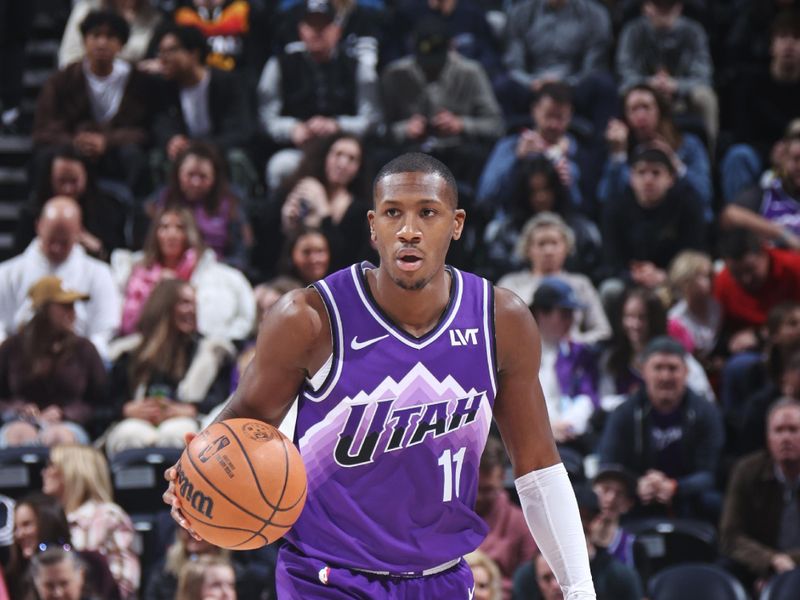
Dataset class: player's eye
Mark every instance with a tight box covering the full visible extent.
[385,208,400,217]
[421,208,436,217]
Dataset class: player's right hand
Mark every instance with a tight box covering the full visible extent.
[163,432,203,541]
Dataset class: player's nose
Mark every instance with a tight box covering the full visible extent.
[396,216,422,242]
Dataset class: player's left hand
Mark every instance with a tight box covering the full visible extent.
[163,432,203,541]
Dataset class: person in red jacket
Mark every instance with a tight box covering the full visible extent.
[714,228,800,348]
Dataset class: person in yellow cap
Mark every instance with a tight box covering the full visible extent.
[0,197,121,362]
[0,275,107,447]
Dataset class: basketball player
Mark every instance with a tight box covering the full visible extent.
[164,153,595,598]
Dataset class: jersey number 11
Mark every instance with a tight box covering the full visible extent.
[438,447,466,502]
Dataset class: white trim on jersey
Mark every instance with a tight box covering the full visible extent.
[305,280,345,402]
[481,278,497,396]
[350,264,464,350]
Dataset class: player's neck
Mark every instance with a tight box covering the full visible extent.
[369,268,452,338]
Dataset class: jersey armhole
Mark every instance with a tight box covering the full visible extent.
[304,281,342,401]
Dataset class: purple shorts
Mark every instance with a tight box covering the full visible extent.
[275,544,475,599]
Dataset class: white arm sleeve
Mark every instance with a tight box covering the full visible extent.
[515,463,596,599]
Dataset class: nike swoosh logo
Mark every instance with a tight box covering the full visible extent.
[350,334,389,350]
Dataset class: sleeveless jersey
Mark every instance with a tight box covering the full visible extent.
[284,262,498,573]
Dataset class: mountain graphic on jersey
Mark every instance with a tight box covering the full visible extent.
[299,362,491,484]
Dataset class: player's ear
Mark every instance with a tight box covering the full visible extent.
[451,208,466,241]
[367,210,377,241]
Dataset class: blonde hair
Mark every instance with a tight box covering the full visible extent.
[668,251,712,296]
[175,555,234,600]
[49,445,113,514]
[165,528,230,577]
[515,212,576,262]
[464,550,502,600]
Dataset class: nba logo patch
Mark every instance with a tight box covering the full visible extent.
[318,566,331,585]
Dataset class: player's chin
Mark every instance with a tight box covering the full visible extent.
[391,271,430,291]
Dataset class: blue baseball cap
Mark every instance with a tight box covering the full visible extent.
[531,277,584,311]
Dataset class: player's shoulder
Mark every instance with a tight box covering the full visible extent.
[493,285,534,322]
[492,286,541,364]
[264,287,330,339]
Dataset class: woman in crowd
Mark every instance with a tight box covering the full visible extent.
[106,279,234,456]
[0,276,106,446]
[464,551,502,600]
[15,146,127,260]
[43,445,139,599]
[112,207,255,341]
[498,212,611,345]
[667,250,722,359]
[263,133,373,274]
[175,554,237,600]
[6,493,119,600]
[599,84,712,220]
[599,286,714,412]
[59,0,162,67]
[145,525,273,600]
[483,156,603,281]
[151,142,252,269]
[277,227,332,287]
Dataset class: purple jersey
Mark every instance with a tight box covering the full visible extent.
[285,262,497,573]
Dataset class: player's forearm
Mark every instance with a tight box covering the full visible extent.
[515,463,596,599]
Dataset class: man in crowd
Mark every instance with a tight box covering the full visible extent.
[257,0,379,190]
[721,9,800,203]
[31,545,87,600]
[152,24,256,192]
[476,82,582,213]
[502,0,616,134]
[720,398,800,586]
[602,145,706,288]
[32,10,160,194]
[380,15,503,192]
[722,132,800,248]
[599,336,725,519]
[616,0,717,148]
[714,227,800,337]
[0,197,120,361]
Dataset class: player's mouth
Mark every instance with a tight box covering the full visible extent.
[396,249,423,272]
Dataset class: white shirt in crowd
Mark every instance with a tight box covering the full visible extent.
[0,241,122,360]
[180,70,212,138]
[83,58,132,124]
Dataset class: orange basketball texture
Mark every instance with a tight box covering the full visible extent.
[176,418,307,550]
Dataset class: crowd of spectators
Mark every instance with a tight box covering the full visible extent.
[1,0,800,598]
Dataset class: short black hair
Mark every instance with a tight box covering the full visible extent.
[718,228,764,260]
[155,24,208,63]
[641,335,687,362]
[772,8,800,40]
[629,145,676,175]
[373,152,458,207]
[535,81,573,107]
[79,10,130,45]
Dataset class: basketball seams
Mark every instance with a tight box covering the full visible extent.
[231,438,295,548]
[182,419,307,549]
[219,421,282,511]
[185,445,272,526]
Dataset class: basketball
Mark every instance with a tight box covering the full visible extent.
[175,418,307,550]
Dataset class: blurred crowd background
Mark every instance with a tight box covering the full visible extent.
[1,0,800,599]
